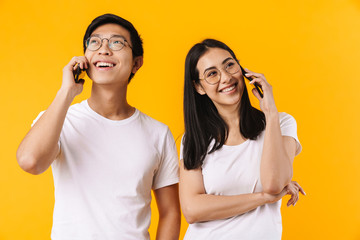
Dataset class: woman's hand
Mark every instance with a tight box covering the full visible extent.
[285,181,306,207]
[243,68,277,115]
[60,56,89,99]
[264,181,306,206]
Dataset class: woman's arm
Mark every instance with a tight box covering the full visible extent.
[179,160,288,224]
[244,69,297,194]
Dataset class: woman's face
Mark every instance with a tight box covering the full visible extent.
[195,48,245,110]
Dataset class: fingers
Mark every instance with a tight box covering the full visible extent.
[286,181,306,207]
[244,68,268,99]
[247,75,269,90]
[286,188,299,207]
[293,181,306,196]
[65,56,89,72]
[244,68,265,79]
[252,87,262,100]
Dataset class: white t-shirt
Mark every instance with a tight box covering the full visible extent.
[180,112,301,240]
[33,100,179,240]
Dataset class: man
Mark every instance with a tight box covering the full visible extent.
[16,14,180,240]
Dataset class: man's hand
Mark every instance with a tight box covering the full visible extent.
[60,56,88,99]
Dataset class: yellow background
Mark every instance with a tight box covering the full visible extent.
[1,0,359,239]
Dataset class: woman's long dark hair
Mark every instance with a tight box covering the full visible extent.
[183,39,266,170]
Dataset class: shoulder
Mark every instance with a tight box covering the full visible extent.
[279,112,295,120]
[137,110,170,133]
[67,100,87,114]
[278,112,297,126]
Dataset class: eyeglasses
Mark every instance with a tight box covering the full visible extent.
[199,59,241,85]
[85,36,132,51]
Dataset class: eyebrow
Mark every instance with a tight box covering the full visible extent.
[90,34,127,40]
[203,57,234,74]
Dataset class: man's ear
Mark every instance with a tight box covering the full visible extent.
[193,81,206,95]
[132,56,143,74]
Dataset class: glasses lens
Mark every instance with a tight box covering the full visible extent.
[225,59,240,74]
[109,37,125,51]
[204,69,220,84]
[86,36,101,51]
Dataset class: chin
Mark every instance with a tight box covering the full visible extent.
[224,94,242,106]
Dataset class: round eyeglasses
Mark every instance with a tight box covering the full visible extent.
[199,59,241,85]
[85,36,132,51]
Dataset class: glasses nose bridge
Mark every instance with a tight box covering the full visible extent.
[97,37,113,53]
[99,38,110,48]
[219,67,232,82]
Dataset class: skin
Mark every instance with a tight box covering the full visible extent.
[180,47,305,224]
[16,23,180,239]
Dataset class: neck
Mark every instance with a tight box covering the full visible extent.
[216,102,241,130]
[88,82,134,120]
[215,101,246,145]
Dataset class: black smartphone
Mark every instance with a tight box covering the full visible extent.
[73,65,86,83]
[240,65,263,98]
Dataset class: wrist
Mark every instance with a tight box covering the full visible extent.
[261,192,270,204]
[57,88,76,105]
[264,109,279,121]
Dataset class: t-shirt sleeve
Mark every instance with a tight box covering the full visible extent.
[31,111,45,127]
[152,127,179,190]
[32,111,61,149]
[279,112,302,156]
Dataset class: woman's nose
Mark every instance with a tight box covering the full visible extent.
[220,70,232,83]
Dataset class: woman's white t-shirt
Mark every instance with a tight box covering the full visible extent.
[180,112,301,240]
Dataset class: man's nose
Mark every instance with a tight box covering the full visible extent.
[98,39,112,55]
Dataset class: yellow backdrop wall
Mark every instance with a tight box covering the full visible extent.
[1,0,359,239]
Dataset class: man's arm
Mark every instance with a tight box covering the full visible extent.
[16,57,88,175]
[153,184,180,240]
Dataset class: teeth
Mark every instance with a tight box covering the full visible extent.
[222,85,236,92]
[96,62,114,67]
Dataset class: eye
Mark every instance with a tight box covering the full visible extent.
[226,61,235,69]
[88,37,100,45]
[111,38,124,45]
[206,70,218,79]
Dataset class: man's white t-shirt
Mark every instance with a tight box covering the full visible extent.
[180,112,301,240]
[33,100,179,240]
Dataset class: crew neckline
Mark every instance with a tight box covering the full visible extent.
[223,139,250,148]
[82,100,139,125]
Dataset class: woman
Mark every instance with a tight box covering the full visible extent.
[179,39,304,239]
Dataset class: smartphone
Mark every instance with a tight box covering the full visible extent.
[73,65,86,83]
[240,65,263,98]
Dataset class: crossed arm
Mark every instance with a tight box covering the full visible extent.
[179,114,300,224]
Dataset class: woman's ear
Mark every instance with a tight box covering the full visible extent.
[193,81,206,95]
[132,56,143,74]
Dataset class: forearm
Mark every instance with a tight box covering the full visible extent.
[260,112,292,193]
[156,211,181,240]
[17,89,74,174]
[182,192,269,224]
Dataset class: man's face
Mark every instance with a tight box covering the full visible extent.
[85,23,138,86]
